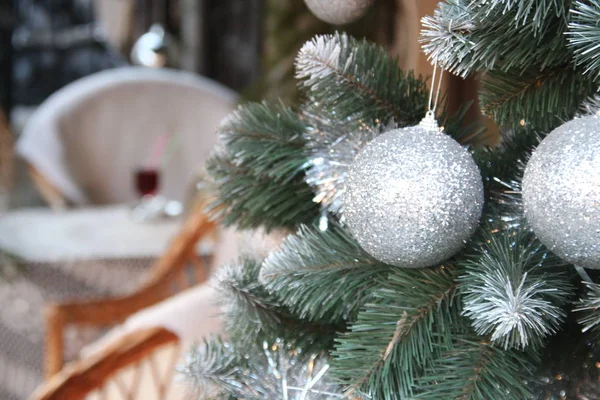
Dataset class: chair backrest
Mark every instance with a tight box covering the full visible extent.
[17,67,237,205]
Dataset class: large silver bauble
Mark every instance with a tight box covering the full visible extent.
[343,127,484,268]
[304,0,375,25]
[522,115,600,269]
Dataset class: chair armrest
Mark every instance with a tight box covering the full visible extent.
[32,327,179,400]
[43,274,183,376]
[44,212,216,378]
[44,254,211,377]
[28,164,68,211]
[46,258,200,327]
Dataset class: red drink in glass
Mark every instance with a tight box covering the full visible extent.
[135,169,160,196]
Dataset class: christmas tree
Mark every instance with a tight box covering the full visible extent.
[184,1,600,399]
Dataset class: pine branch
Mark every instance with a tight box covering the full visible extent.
[207,102,320,230]
[216,258,338,351]
[575,281,600,340]
[471,125,546,225]
[182,337,242,399]
[480,64,597,131]
[473,126,538,194]
[217,102,306,180]
[568,0,600,79]
[579,93,600,115]
[261,224,395,324]
[421,2,592,131]
[208,153,319,230]
[471,128,542,230]
[413,332,539,400]
[468,0,568,34]
[216,258,284,340]
[421,0,570,77]
[331,265,460,399]
[439,100,489,146]
[459,227,573,350]
[296,32,428,126]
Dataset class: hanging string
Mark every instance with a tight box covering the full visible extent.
[433,63,444,113]
[428,62,438,113]
[427,61,444,115]
[420,61,444,131]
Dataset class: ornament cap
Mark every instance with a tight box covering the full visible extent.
[419,111,440,133]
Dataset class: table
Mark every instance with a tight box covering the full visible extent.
[0,205,181,400]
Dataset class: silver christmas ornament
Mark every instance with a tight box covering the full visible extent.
[522,115,600,270]
[304,0,375,25]
[343,125,484,268]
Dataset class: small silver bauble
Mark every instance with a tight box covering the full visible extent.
[304,0,375,25]
[522,115,600,269]
[343,122,484,268]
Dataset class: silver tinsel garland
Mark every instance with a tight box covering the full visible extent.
[185,339,344,400]
[249,340,342,400]
[302,105,390,217]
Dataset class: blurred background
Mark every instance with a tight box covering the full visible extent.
[0,2,485,399]
[2,0,474,209]
[0,0,458,118]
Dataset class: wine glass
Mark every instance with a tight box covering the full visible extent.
[135,168,160,198]
[131,168,163,222]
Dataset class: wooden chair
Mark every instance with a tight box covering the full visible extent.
[30,222,247,400]
[16,67,237,209]
[42,202,217,380]
[30,226,284,400]
[32,327,180,400]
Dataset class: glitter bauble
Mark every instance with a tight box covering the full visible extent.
[304,0,375,25]
[343,127,484,268]
[522,115,600,269]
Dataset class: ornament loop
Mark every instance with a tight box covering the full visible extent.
[423,62,444,133]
